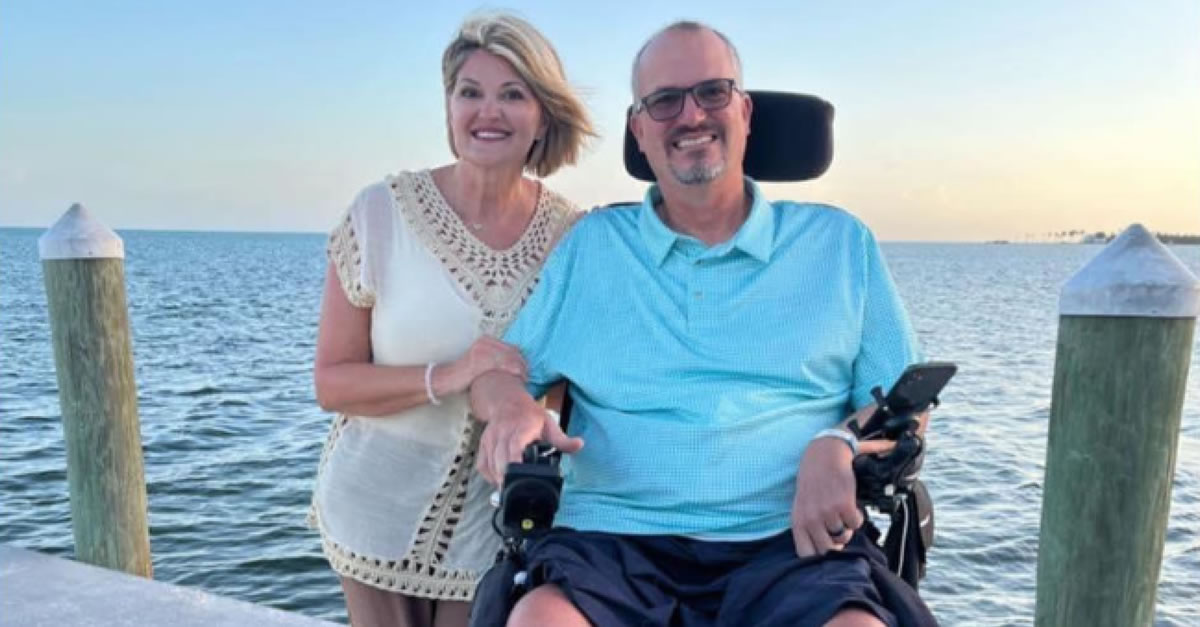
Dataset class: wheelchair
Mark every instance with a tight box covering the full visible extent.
[469,92,937,627]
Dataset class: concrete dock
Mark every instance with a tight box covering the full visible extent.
[0,544,337,626]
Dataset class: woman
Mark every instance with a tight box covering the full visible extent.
[309,13,593,627]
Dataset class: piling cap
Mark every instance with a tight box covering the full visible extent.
[1060,224,1200,318]
[38,204,125,260]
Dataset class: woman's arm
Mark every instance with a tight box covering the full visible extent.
[313,264,526,416]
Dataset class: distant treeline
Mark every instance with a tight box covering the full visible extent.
[1041,229,1200,245]
[1151,232,1200,244]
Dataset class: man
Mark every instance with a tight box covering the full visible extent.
[471,21,935,627]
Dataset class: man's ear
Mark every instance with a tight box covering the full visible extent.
[741,92,753,139]
[630,110,646,154]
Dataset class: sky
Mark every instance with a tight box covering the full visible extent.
[1,0,1197,241]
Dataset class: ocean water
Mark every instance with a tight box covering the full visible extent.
[1,228,1198,625]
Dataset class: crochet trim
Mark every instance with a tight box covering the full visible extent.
[389,170,576,336]
[310,419,485,601]
[327,211,374,308]
[306,413,350,530]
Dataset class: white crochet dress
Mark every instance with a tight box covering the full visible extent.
[310,169,579,600]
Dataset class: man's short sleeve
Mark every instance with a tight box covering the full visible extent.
[850,226,922,409]
[502,223,582,399]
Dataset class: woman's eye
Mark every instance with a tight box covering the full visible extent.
[458,87,481,98]
[501,89,525,101]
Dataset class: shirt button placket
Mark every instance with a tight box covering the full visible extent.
[684,260,698,333]
[691,259,707,332]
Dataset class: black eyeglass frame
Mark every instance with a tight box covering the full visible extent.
[633,78,741,122]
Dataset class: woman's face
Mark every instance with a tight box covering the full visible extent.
[448,50,545,172]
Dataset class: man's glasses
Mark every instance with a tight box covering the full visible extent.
[634,78,740,122]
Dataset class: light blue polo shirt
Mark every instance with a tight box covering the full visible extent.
[503,178,921,539]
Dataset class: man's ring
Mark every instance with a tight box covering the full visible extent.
[828,525,846,537]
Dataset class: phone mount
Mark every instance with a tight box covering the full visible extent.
[851,385,940,441]
[850,385,928,510]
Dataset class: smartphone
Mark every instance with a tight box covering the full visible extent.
[855,361,957,439]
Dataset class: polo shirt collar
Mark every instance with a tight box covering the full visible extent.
[638,177,775,266]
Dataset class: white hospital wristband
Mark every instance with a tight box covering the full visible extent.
[813,428,860,457]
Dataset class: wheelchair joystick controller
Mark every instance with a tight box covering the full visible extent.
[475,442,564,627]
[497,443,563,539]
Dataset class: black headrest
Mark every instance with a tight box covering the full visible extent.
[623,91,834,183]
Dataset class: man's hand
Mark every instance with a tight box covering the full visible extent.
[790,404,933,558]
[471,371,583,485]
[790,436,862,558]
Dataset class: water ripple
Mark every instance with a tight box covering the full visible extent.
[3,230,1198,625]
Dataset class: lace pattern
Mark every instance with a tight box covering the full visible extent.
[312,419,484,600]
[390,170,577,337]
[305,413,350,529]
[327,211,374,308]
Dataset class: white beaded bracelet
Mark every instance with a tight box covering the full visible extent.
[424,362,441,406]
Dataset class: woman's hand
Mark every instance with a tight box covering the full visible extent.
[436,337,528,398]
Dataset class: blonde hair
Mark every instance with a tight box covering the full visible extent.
[442,13,595,177]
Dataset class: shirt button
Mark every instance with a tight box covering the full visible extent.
[694,291,703,299]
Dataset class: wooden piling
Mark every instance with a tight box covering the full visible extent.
[39,204,152,577]
[1035,224,1199,626]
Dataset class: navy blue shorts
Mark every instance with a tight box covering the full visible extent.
[523,528,936,627]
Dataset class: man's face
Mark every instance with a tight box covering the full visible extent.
[630,29,751,187]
